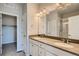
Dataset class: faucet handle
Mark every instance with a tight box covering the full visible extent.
[68,39,71,42]
[66,39,71,44]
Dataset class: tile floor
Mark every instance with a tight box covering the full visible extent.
[2,43,25,56]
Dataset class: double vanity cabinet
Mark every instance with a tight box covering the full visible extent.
[30,39,56,56]
[30,36,77,56]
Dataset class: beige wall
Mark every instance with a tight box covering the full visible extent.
[27,3,60,35]
[26,3,39,55]
[2,14,16,26]
[27,3,39,35]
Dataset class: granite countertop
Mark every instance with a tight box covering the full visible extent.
[30,36,79,55]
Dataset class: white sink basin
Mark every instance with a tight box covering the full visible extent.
[53,43,74,48]
[33,37,41,39]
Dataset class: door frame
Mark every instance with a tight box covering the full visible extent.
[2,14,17,44]
[0,11,22,52]
[0,13,2,55]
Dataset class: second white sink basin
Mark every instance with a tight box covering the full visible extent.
[33,37,46,40]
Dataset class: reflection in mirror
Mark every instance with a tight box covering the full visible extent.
[68,15,79,39]
[61,15,79,40]
[46,10,60,37]
[61,13,79,40]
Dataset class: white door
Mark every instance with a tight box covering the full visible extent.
[0,14,2,55]
[32,44,39,56]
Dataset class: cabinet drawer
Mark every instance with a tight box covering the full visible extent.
[30,39,39,46]
[45,44,75,56]
[39,42,46,48]
[30,42,39,56]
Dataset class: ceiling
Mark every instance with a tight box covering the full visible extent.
[57,3,79,15]
[38,3,79,15]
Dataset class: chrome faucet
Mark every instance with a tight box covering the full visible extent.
[65,38,71,44]
[61,38,71,44]
[66,34,71,43]
[66,38,69,44]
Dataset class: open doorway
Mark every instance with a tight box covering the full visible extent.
[2,14,17,55]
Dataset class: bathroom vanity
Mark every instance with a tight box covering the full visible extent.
[29,35,79,56]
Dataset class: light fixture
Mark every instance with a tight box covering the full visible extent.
[35,3,71,17]
[56,3,71,9]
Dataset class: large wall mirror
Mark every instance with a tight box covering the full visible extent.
[45,3,79,40]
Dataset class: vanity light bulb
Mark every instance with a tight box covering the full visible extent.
[56,3,60,6]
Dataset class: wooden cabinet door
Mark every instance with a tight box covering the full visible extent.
[38,47,45,56]
[30,42,33,56]
[30,43,39,56]
[33,44,39,56]
[0,14,2,55]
